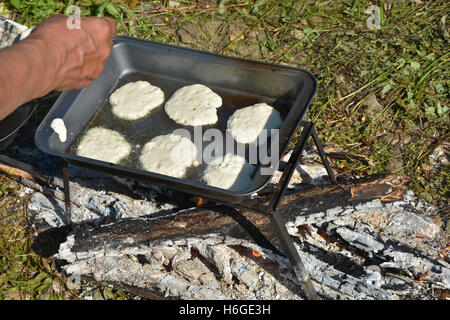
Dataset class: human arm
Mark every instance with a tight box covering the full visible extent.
[0,15,116,120]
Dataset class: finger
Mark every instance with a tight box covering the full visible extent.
[80,54,102,81]
[92,61,106,80]
[89,54,107,81]
[78,79,94,89]
[100,17,117,38]
[85,38,112,79]
[84,17,116,47]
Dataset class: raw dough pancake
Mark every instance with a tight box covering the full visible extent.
[227,103,283,145]
[76,127,131,164]
[109,81,165,120]
[202,154,255,191]
[140,134,198,178]
[50,118,67,143]
[164,84,222,126]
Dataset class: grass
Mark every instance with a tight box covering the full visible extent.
[0,0,449,299]
[0,175,74,299]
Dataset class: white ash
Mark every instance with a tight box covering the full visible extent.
[283,196,450,294]
[298,165,329,185]
[23,166,449,300]
[28,169,176,228]
[275,150,332,186]
[51,182,449,300]
[56,230,398,300]
[9,143,448,300]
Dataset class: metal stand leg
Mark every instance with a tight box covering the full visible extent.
[267,121,314,211]
[264,121,320,300]
[311,126,337,185]
[298,119,337,185]
[61,159,72,226]
[256,120,336,299]
[269,213,319,300]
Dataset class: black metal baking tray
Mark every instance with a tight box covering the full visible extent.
[35,35,317,204]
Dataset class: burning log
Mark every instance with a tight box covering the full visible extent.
[1,148,449,300]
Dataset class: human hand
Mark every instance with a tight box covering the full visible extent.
[26,15,116,92]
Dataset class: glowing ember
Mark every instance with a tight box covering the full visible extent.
[196,197,204,207]
[252,250,262,258]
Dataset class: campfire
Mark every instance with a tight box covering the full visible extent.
[1,143,448,300]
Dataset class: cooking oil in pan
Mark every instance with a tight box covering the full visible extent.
[68,71,293,186]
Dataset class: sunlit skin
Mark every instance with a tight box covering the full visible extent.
[0,15,116,120]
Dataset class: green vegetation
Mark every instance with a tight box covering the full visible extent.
[0,174,129,299]
[0,175,72,299]
[0,0,448,299]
